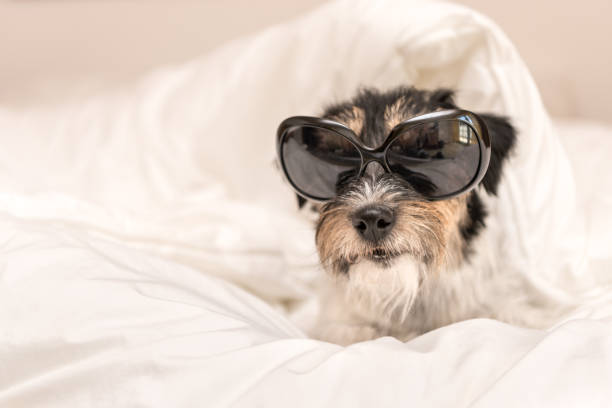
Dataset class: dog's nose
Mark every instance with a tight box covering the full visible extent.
[351,205,395,243]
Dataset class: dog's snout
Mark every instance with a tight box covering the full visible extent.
[351,205,395,243]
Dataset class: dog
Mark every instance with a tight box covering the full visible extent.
[277,86,564,345]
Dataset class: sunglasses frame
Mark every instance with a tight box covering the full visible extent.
[277,109,491,202]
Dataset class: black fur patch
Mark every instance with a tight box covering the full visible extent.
[460,192,487,257]
[335,259,350,274]
[296,195,306,208]
[429,88,456,108]
[477,113,517,195]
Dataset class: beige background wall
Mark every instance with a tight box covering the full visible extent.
[1,0,610,122]
[460,0,612,122]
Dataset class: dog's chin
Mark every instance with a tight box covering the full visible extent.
[341,254,423,322]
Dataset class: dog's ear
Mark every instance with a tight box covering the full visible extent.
[430,89,457,109]
[296,194,306,208]
[477,113,517,195]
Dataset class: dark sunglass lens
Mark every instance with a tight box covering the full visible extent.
[281,126,361,199]
[386,120,480,198]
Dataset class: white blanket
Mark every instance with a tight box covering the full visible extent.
[1,0,612,406]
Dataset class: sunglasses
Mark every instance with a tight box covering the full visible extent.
[277,109,491,201]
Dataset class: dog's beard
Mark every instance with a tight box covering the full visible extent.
[339,254,425,323]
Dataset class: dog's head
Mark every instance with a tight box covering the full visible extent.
[297,87,516,281]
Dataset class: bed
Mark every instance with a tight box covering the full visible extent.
[1,0,612,406]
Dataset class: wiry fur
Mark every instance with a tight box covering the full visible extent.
[290,87,566,345]
[316,172,465,274]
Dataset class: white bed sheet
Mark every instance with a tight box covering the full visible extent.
[1,0,612,406]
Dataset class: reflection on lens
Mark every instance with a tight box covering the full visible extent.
[386,120,480,198]
[281,126,361,199]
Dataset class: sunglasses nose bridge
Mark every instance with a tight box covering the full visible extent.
[360,159,388,179]
[357,147,389,176]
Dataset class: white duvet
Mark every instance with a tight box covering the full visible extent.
[2,0,612,406]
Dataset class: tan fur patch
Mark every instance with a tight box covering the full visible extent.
[383,97,407,133]
[329,106,365,136]
[383,95,449,133]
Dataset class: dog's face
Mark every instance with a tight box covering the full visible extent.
[307,87,516,284]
